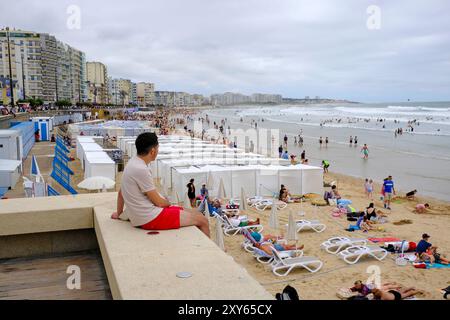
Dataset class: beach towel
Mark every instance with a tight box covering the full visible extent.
[337,199,352,206]
[368,237,401,243]
[425,263,450,269]
[346,224,360,231]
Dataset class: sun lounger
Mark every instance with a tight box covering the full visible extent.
[214,213,263,236]
[320,237,367,254]
[287,219,326,233]
[252,246,303,265]
[240,229,287,254]
[338,245,388,264]
[271,248,323,276]
[254,199,288,211]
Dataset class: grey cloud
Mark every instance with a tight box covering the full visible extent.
[2,0,450,102]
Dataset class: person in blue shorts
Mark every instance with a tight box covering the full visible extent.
[383,176,395,210]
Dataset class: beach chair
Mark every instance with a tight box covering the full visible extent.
[252,246,303,265]
[320,237,368,254]
[271,248,323,276]
[254,199,288,212]
[240,229,287,253]
[338,245,388,264]
[215,213,263,236]
[288,219,327,233]
[247,196,264,208]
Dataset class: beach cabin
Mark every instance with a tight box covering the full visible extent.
[79,142,104,169]
[0,130,22,161]
[10,122,35,160]
[84,152,115,181]
[29,117,54,141]
[0,159,22,189]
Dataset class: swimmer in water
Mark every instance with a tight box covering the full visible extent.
[361,144,369,159]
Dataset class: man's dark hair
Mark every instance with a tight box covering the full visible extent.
[135,132,158,156]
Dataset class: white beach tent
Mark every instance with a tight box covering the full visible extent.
[297,164,323,195]
[76,136,95,160]
[84,152,116,180]
[79,143,104,169]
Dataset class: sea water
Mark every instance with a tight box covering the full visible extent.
[203,102,450,201]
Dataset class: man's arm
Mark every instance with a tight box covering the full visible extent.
[146,190,171,208]
[111,190,124,219]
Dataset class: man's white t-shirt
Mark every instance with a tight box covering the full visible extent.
[121,156,162,227]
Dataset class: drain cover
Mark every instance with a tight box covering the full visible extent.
[176,272,192,278]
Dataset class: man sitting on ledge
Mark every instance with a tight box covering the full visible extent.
[111,132,210,237]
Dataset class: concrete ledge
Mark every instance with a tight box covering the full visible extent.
[0,193,117,236]
[0,193,273,299]
[94,206,273,300]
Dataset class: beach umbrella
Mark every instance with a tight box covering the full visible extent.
[287,212,298,250]
[206,171,215,190]
[183,192,192,209]
[269,199,279,230]
[203,198,211,225]
[240,187,248,211]
[298,198,305,216]
[175,191,181,204]
[214,217,225,251]
[217,178,226,200]
[78,176,115,190]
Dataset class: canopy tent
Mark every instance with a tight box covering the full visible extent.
[76,136,96,159]
[84,152,115,180]
[79,142,104,169]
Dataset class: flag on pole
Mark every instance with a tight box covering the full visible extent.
[31,155,41,176]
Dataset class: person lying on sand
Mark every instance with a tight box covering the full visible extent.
[350,281,403,297]
[413,203,430,214]
[371,287,423,300]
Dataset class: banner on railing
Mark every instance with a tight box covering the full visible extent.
[47,185,60,196]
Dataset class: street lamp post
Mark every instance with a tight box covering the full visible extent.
[6,27,15,107]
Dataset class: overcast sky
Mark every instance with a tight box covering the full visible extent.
[4,0,450,102]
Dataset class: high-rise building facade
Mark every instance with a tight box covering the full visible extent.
[0,28,86,105]
[86,61,108,104]
[108,78,133,105]
[136,82,155,107]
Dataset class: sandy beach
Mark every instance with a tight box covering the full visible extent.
[4,123,450,300]
[207,171,450,300]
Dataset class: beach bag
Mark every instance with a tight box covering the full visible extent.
[275,285,299,300]
[395,241,408,266]
[329,198,337,206]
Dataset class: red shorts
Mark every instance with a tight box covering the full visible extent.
[140,206,183,230]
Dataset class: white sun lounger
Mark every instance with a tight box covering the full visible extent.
[320,237,367,254]
[241,229,287,253]
[287,219,326,233]
[271,248,323,276]
[338,245,388,264]
[215,213,264,236]
[254,199,288,212]
[252,246,303,265]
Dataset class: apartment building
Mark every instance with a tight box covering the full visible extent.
[136,82,155,107]
[0,28,86,105]
[86,61,108,104]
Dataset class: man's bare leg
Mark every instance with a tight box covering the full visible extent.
[180,208,210,237]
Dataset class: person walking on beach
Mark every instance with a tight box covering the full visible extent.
[187,178,196,207]
[319,136,323,147]
[284,134,288,147]
[365,178,374,200]
[354,136,358,146]
[325,137,329,146]
[301,150,306,162]
[349,136,353,146]
[279,145,283,158]
[294,136,297,145]
[361,144,369,159]
[383,176,395,210]
[111,132,209,237]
